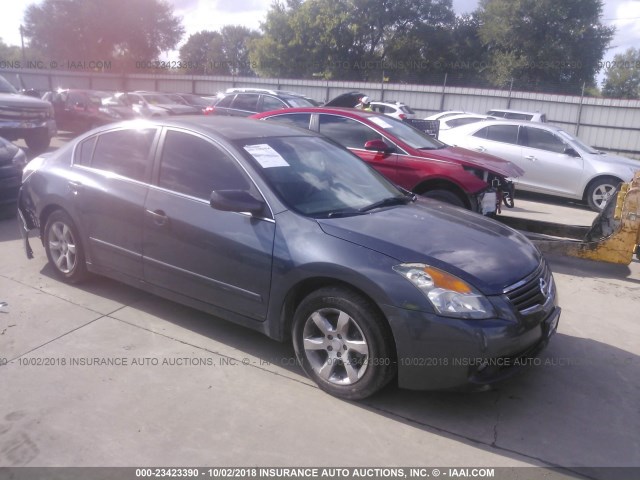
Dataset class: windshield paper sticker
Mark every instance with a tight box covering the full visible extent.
[369,116,394,129]
[244,144,290,168]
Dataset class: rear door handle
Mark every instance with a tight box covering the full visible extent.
[146,209,169,227]
[475,146,486,152]
[525,155,536,162]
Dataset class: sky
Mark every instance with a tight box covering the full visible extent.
[1,0,639,85]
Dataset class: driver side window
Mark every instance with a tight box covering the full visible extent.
[522,127,566,154]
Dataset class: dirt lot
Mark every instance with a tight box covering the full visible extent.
[0,135,639,478]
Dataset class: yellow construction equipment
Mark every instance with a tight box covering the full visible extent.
[498,171,640,265]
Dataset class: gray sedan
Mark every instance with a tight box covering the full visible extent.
[439,120,640,210]
[18,117,559,399]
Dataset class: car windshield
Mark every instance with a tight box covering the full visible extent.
[557,130,599,154]
[0,76,18,94]
[238,136,403,217]
[368,115,445,150]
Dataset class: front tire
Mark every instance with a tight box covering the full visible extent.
[586,176,620,211]
[292,287,396,400]
[420,189,465,208]
[43,210,88,283]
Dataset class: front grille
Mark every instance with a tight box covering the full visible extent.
[504,262,553,314]
[0,106,49,121]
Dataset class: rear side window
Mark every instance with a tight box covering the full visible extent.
[264,113,312,129]
[504,112,533,121]
[482,125,519,145]
[446,117,483,128]
[158,131,250,200]
[91,129,156,181]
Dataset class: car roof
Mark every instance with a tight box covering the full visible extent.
[486,108,544,115]
[252,106,386,121]
[102,116,321,141]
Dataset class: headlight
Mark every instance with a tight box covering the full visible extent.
[393,263,495,319]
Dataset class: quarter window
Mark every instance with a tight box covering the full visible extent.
[75,136,97,166]
[158,131,250,200]
[91,129,156,181]
[318,115,382,149]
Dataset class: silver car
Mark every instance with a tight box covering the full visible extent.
[439,120,640,211]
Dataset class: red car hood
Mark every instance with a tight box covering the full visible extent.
[420,146,524,178]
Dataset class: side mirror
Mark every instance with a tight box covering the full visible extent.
[210,190,265,215]
[563,147,580,157]
[364,139,395,154]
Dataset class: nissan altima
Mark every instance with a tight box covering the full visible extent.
[18,117,560,399]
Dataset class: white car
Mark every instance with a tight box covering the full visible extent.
[370,101,416,120]
[439,120,640,211]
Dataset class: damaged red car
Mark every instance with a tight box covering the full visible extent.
[252,107,524,216]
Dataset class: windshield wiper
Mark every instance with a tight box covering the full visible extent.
[358,194,412,213]
[324,208,362,218]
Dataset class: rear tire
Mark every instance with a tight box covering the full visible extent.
[420,189,465,208]
[586,176,620,211]
[292,287,396,400]
[25,129,51,152]
[43,210,88,283]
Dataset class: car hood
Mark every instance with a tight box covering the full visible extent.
[425,146,524,178]
[0,93,51,110]
[590,152,640,172]
[316,199,541,295]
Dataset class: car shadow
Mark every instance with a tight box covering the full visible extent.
[545,253,640,284]
[516,191,593,211]
[33,267,638,477]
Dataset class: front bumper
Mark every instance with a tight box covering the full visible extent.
[0,119,56,140]
[381,301,560,391]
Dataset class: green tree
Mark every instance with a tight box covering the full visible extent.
[249,0,457,81]
[602,48,640,99]
[22,0,184,70]
[220,26,260,76]
[477,0,614,93]
[179,31,230,75]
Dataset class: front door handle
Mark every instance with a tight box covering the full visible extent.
[475,146,486,152]
[68,180,83,194]
[525,155,536,162]
[146,209,169,227]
